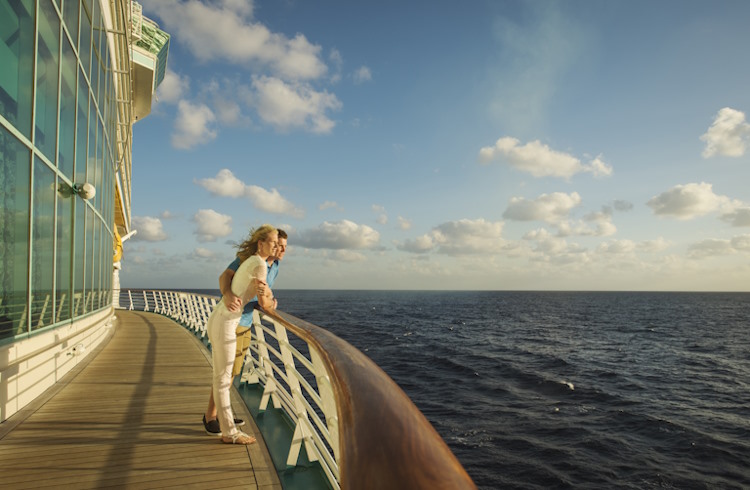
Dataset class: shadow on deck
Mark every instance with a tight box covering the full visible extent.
[0,310,281,490]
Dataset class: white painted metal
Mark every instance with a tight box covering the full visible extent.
[116,289,341,490]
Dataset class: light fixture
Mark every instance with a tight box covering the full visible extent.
[74,183,96,200]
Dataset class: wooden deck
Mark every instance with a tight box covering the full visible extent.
[0,310,282,490]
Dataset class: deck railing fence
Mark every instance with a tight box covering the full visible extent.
[117,289,476,490]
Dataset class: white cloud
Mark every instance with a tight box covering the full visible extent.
[297,220,380,249]
[689,234,750,258]
[196,168,246,197]
[700,107,750,158]
[732,234,750,251]
[319,200,341,211]
[523,228,587,262]
[646,182,733,220]
[192,209,232,242]
[397,235,435,254]
[329,49,343,83]
[131,216,168,241]
[557,213,617,237]
[398,219,505,255]
[719,207,750,227]
[638,237,671,253]
[479,137,612,179]
[688,239,735,259]
[251,76,341,133]
[172,100,217,150]
[353,66,372,84]
[597,239,636,254]
[597,237,670,255]
[193,247,216,259]
[246,185,305,218]
[195,169,304,218]
[614,200,634,212]
[156,69,189,104]
[142,0,327,80]
[160,210,176,219]
[503,192,581,223]
[397,216,412,230]
[331,250,367,262]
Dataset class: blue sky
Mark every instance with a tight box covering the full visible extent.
[122,0,750,291]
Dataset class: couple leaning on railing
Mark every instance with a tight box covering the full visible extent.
[203,225,287,445]
[121,226,476,489]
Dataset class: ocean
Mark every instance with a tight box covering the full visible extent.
[189,289,750,489]
[270,290,750,490]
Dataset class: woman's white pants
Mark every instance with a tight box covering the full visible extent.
[207,304,241,437]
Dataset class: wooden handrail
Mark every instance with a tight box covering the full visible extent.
[267,309,477,490]
[118,290,476,489]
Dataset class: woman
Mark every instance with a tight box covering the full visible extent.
[206,225,278,444]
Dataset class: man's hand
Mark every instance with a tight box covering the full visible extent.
[225,292,243,312]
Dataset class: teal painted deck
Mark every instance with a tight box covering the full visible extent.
[0,311,281,490]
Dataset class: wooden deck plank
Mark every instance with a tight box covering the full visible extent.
[0,310,282,490]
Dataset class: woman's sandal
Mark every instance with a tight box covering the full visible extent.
[221,431,256,445]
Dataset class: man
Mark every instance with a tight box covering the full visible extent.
[202,229,288,436]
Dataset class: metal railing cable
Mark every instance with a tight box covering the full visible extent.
[117,289,476,490]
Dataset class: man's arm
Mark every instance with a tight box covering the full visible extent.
[255,279,276,311]
[220,268,243,312]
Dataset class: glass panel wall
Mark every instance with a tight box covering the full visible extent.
[0,0,35,138]
[56,181,73,323]
[31,158,56,331]
[0,0,121,344]
[59,36,77,178]
[0,126,31,339]
[34,0,60,163]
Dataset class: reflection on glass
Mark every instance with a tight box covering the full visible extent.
[0,126,31,339]
[62,0,80,47]
[0,0,35,138]
[35,0,61,163]
[59,36,77,178]
[85,204,94,312]
[56,181,73,322]
[31,158,55,330]
[75,69,88,185]
[78,1,91,79]
[74,196,85,316]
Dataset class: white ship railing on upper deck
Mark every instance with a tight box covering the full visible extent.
[117,289,476,490]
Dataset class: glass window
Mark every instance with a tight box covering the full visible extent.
[58,36,76,178]
[62,0,80,49]
[35,0,61,163]
[31,158,55,331]
[73,196,85,316]
[0,0,35,139]
[0,126,31,340]
[96,117,104,211]
[85,204,94,311]
[56,180,73,322]
[78,2,91,80]
[75,69,88,185]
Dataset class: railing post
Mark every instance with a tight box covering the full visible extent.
[311,348,340,462]
[127,290,133,310]
[256,313,281,411]
[143,291,150,312]
[274,321,319,467]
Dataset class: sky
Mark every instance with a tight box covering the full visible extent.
[121,0,750,291]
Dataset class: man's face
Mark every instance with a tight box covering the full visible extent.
[275,238,288,261]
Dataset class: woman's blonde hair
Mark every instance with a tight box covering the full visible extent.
[236,224,277,262]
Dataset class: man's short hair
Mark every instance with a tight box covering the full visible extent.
[277,229,288,239]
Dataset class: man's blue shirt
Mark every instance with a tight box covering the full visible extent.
[226,256,279,325]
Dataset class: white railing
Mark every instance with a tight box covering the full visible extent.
[117,289,476,490]
[118,289,341,488]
